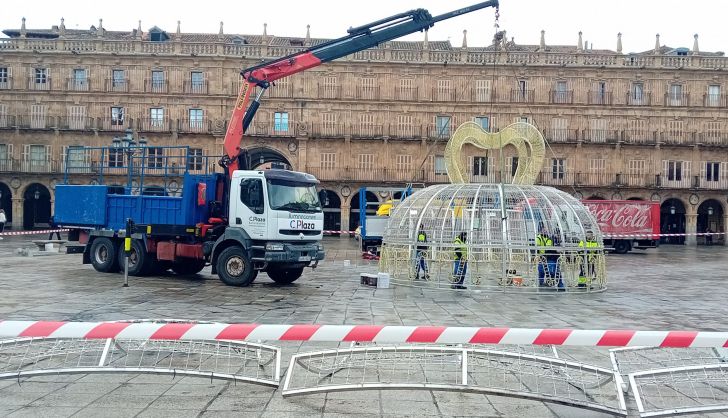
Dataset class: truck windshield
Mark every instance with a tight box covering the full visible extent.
[267,180,322,213]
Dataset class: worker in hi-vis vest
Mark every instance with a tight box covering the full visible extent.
[452,232,468,289]
[414,224,429,280]
[578,231,599,286]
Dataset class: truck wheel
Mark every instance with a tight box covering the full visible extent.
[90,238,119,273]
[267,267,304,285]
[216,247,255,286]
[613,240,630,254]
[118,239,152,276]
[172,260,207,276]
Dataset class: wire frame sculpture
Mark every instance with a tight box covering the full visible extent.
[282,345,626,416]
[445,122,546,185]
[379,183,606,292]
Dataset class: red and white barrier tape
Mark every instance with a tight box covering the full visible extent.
[0,229,68,237]
[0,321,726,348]
[323,230,356,235]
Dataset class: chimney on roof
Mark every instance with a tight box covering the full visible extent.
[462,30,467,48]
[98,19,104,37]
[654,33,660,54]
[305,24,311,45]
[692,34,699,55]
[263,23,267,37]
[617,32,622,54]
[539,29,545,50]
[20,17,26,38]
[219,21,224,35]
[176,20,181,35]
[577,31,583,51]
[423,29,429,50]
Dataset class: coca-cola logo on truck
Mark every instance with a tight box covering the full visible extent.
[584,202,655,235]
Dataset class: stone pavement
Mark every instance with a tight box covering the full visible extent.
[0,235,727,417]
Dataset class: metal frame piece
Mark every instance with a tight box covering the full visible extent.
[629,364,728,417]
[0,337,280,387]
[281,345,626,416]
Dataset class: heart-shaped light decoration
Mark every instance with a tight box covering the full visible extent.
[444,122,546,185]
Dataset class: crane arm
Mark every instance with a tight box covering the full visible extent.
[221,0,499,174]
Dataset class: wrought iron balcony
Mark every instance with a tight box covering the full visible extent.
[550,90,573,104]
[66,78,90,92]
[665,93,690,107]
[627,92,651,106]
[587,91,612,105]
[105,78,129,92]
[395,87,419,101]
[509,89,535,103]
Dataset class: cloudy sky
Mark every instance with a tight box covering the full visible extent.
[1,0,725,54]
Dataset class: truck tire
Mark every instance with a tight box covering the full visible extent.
[267,266,304,285]
[216,246,256,286]
[613,240,630,254]
[118,239,153,276]
[172,260,207,276]
[90,237,119,273]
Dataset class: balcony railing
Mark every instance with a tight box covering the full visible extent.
[545,129,578,143]
[623,130,656,145]
[177,118,210,133]
[0,158,15,172]
[387,125,424,139]
[581,129,620,143]
[0,77,13,90]
[432,87,456,102]
[703,94,728,108]
[137,117,171,132]
[627,92,651,106]
[588,91,612,105]
[310,123,346,138]
[509,89,535,103]
[665,93,690,107]
[184,81,208,95]
[28,79,52,90]
[356,86,380,100]
[427,125,452,139]
[317,85,342,99]
[395,87,419,101]
[659,131,694,145]
[20,159,58,173]
[697,133,728,146]
[351,125,384,139]
[245,121,295,137]
[471,89,494,102]
[66,78,90,91]
[550,90,573,104]
[268,83,293,98]
[105,78,129,92]
[657,173,692,189]
[144,79,168,93]
[693,176,728,190]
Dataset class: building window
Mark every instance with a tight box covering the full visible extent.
[473,156,488,176]
[190,71,204,93]
[68,106,86,130]
[707,85,721,107]
[151,70,165,91]
[550,118,568,141]
[436,79,452,101]
[112,69,125,88]
[321,76,338,98]
[150,108,164,128]
[0,104,6,128]
[320,153,336,170]
[0,144,11,169]
[273,112,288,133]
[34,68,48,84]
[434,155,447,175]
[72,68,87,89]
[397,114,413,137]
[669,84,683,105]
[706,162,720,182]
[396,154,411,172]
[359,77,377,99]
[628,160,645,174]
[30,104,46,129]
[111,107,124,127]
[147,147,164,169]
[589,119,607,142]
[398,78,415,100]
[667,160,682,181]
[239,178,264,214]
[358,154,374,170]
[435,115,451,138]
[631,83,644,104]
[188,148,204,171]
[108,148,124,168]
[589,158,605,172]
[519,80,527,98]
[0,67,8,88]
[519,116,529,123]
[25,144,48,172]
[552,158,565,180]
[553,80,569,103]
[474,80,491,102]
[321,113,337,136]
[511,157,519,176]
[189,108,203,129]
[474,116,489,132]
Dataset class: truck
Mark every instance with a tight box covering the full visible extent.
[54,1,500,286]
[581,200,660,254]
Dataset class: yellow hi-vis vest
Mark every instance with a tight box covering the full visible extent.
[536,234,553,253]
[454,237,467,260]
[418,232,426,242]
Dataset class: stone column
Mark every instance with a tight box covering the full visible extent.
[340,202,351,232]
[11,197,23,230]
[685,213,697,246]
[723,214,728,246]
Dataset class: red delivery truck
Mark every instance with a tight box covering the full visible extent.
[582,200,660,254]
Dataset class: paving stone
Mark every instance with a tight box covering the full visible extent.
[7,406,81,418]
[72,407,144,418]
[146,395,214,410]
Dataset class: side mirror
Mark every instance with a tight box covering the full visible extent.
[318,190,329,207]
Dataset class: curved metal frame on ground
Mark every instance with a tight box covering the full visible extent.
[628,364,728,417]
[281,345,627,416]
[0,336,281,387]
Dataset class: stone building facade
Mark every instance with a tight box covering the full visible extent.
[0,19,726,244]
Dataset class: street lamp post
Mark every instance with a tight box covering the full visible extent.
[33,189,40,229]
